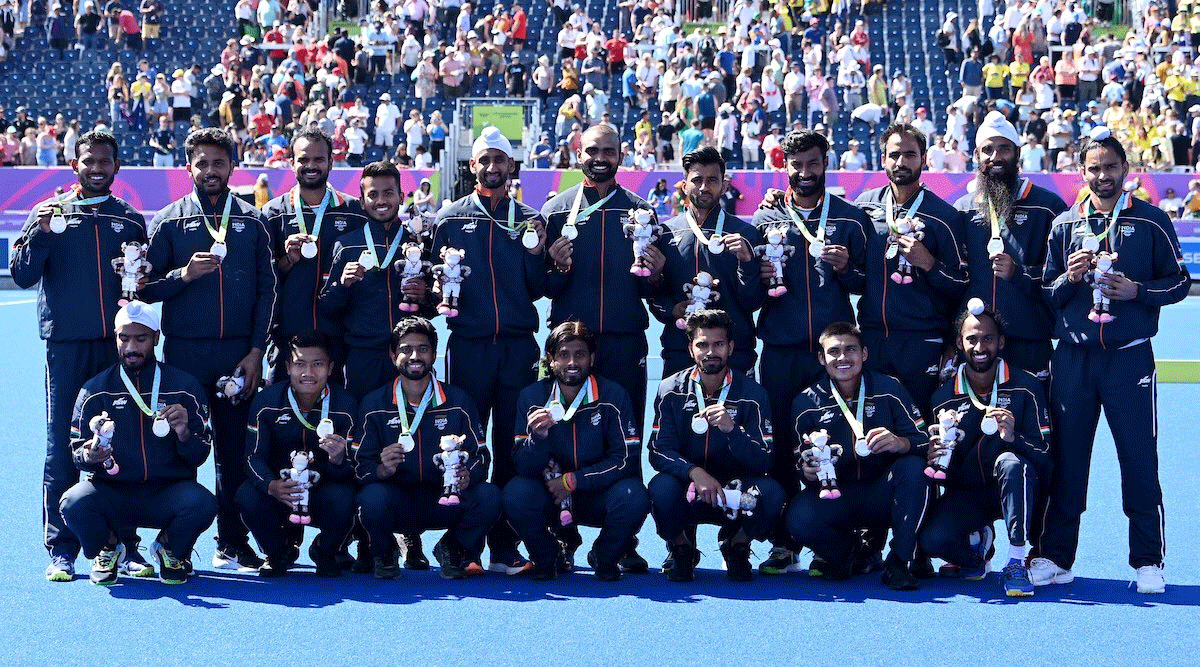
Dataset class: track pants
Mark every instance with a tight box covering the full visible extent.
[503,476,649,567]
[648,473,785,543]
[343,343,394,402]
[60,479,217,559]
[1036,341,1164,569]
[861,330,943,421]
[235,480,356,562]
[357,482,501,558]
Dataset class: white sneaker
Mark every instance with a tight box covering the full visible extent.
[1028,557,1074,586]
[1134,565,1166,594]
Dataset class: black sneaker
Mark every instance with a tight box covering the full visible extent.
[432,538,466,580]
[152,541,188,585]
[400,533,430,570]
[720,540,753,582]
[373,553,402,580]
[586,550,622,582]
[618,536,649,574]
[90,544,125,586]
[212,543,264,572]
[910,554,936,579]
[314,554,343,578]
[556,528,583,574]
[258,556,291,578]
[813,556,854,581]
[853,549,885,575]
[352,540,375,574]
[530,558,558,581]
[665,542,698,582]
[881,552,919,591]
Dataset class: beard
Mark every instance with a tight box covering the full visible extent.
[399,362,431,381]
[887,166,920,187]
[554,367,588,387]
[121,352,151,372]
[790,170,825,197]
[965,351,997,374]
[979,171,1016,228]
[582,158,615,184]
[698,356,727,376]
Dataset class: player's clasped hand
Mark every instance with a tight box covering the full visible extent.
[340,261,366,287]
[319,433,348,465]
[688,467,726,507]
[377,442,407,479]
[527,407,555,439]
[182,252,222,282]
[268,478,304,508]
[549,235,573,271]
[159,403,191,440]
[986,407,1017,443]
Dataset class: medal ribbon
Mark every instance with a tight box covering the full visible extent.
[956,360,1004,413]
[191,192,232,246]
[287,386,331,432]
[785,193,830,249]
[546,375,598,422]
[362,220,405,269]
[885,188,925,233]
[831,376,866,441]
[62,187,112,210]
[691,368,732,413]
[566,186,618,231]
[472,192,520,233]
[394,376,444,436]
[686,206,726,252]
[292,185,340,239]
[1082,192,1129,247]
[118,363,162,420]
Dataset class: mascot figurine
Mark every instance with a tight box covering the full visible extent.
[433,434,469,506]
[886,216,925,284]
[686,478,760,519]
[924,408,963,480]
[754,226,795,297]
[623,208,662,277]
[544,458,573,526]
[1086,251,1120,323]
[432,247,471,318]
[394,242,431,312]
[112,242,151,307]
[88,411,120,475]
[801,429,842,500]
[677,271,721,329]
[216,371,246,406]
[280,450,321,524]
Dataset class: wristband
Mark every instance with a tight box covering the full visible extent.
[563,472,575,492]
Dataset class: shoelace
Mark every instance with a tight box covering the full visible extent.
[1002,561,1029,581]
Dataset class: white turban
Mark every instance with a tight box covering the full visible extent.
[975,111,1020,148]
[472,126,513,158]
[115,301,161,332]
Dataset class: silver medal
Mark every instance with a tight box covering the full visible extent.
[1081,234,1100,253]
[548,402,566,422]
[986,237,1004,256]
[691,415,709,434]
[301,239,318,259]
[855,438,871,457]
[521,227,539,250]
[562,222,579,240]
[316,418,335,439]
[707,237,725,254]
[885,242,899,260]
[49,212,68,233]
[981,416,999,436]
[359,250,377,270]
[152,417,170,438]
[398,433,416,452]
[809,240,825,258]
[210,242,228,259]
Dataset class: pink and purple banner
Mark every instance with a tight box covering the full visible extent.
[2,167,1199,279]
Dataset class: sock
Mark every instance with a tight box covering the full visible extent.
[1008,543,1028,563]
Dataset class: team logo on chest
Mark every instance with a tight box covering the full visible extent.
[111,221,124,233]
[1014,212,1029,225]
[819,410,835,423]
[463,221,478,233]
[387,416,402,428]
[683,398,697,412]
[435,416,448,431]
[334,218,347,232]
[591,412,602,426]
[185,220,201,231]
[726,406,738,421]
[997,395,1012,409]
[112,397,128,409]
[1120,224,1135,237]
[276,413,292,425]
[865,403,876,418]
[232,221,246,233]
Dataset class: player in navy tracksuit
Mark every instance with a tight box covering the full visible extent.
[921,306,1051,597]
[504,321,648,581]
[236,331,358,577]
[1033,132,1191,593]
[353,318,500,580]
[651,146,764,377]
[318,161,431,401]
[751,130,869,573]
[854,124,968,419]
[59,302,217,585]
[648,310,783,582]
[954,112,1068,382]
[141,128,277,571]
[432,128,548,574]
[787,322,930,590]
[541,125,665,436]
[261,127,367,382]
[9,132,149,581]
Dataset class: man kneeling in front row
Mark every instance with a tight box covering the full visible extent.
[504,320,649,581]
[60,301,217,585]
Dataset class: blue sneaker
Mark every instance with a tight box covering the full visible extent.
[960,526,995,581]
[1003,559,1035,597]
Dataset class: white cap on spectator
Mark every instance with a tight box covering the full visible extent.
[240,35,254,45]
[380,93,391,100]
[975,111,1020,148]
[472,126,513,158]
[115,301,160,332]
[211,64,225,75]
[947,11,958,19]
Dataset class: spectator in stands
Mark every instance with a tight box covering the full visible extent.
[505,51,529,95]
[1020,132,1048,171]
[866,64,889,119]
[107,72,129,128]
[1160,187,1183,217]
[838,60,864,112]
[944,138,968,172]
[393,142,412,167]
[61,119,79,163]
[47,4,72,59]
[960,47,984,98]
[441,46,467,98]
[403,109,427,157]
[76,2,102,58]
[233,0,253,36]
[940,11,961,73]
[531,133,552,168]
[427,110,448,167]
[139,0,161,51]
[555,94,580,137]
[345,118,368,166]
[118,5,140,51]
[0,126,18,165]
[149,115,175,166]
[581,45,606,91]
[374,93,400,149]
[170,69,192,127]
[983,54,1008,100]
[1054,50,1078,107]
[1055,141,1079,172]
[19,126,35,165]
[715,104,737,165]
[34,118,56,166]
[839,138,867,171]
[414,51,438,111]
[532,55,554,109]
